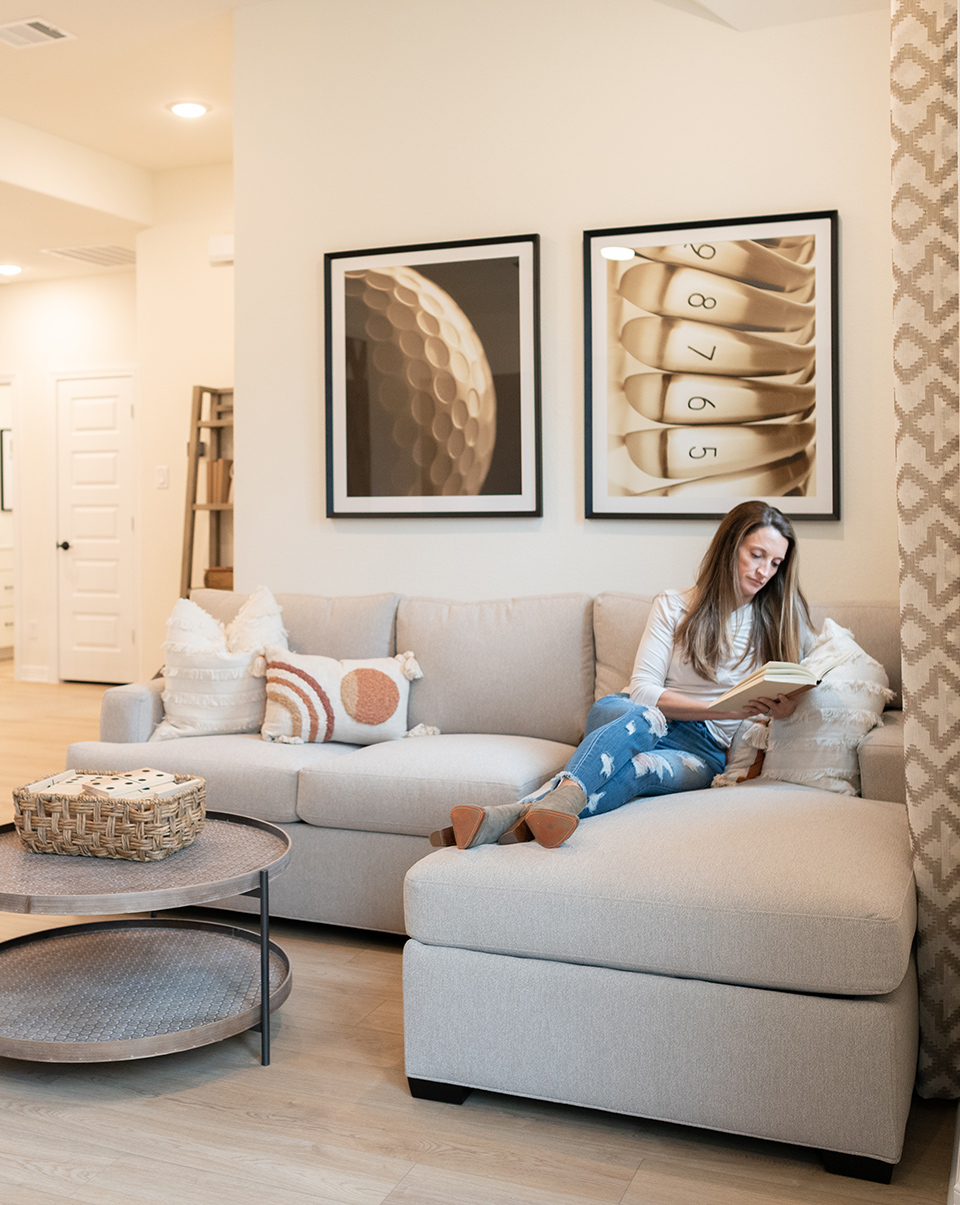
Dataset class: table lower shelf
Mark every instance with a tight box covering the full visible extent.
[0,917,291,1062]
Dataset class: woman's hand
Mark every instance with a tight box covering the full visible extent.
[742,693,797,721]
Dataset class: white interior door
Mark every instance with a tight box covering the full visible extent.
[57,374,138,683]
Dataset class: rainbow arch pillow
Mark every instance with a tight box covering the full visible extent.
[261,646,423,745]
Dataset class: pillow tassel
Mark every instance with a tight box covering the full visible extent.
[743,720,769,750]
[406,723,440,738]
[395,651,423,681]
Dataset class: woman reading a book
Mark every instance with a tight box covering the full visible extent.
[432,500,814,851]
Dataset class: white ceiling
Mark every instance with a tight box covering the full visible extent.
[0,0,248,285]
[0,0,888,287]
[0,0,239,170]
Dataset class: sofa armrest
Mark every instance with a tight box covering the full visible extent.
[99,679,165,743]
[859,711,905,805]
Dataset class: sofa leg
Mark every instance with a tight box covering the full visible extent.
[407,1076,472,1105]
[820,1151,894,1183]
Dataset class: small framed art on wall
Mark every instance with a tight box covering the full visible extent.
[324,234,541,518]
[584,211,839,520]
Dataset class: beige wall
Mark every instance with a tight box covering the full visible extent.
[136,163,234,676]
[233,0,896,605]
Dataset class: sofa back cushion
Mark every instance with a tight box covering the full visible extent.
[593,593,902,709]
[189,589,399,659]
[593,592,654,701]
[397,594,595,745]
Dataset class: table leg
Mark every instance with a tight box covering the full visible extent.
[259,868,270,1066]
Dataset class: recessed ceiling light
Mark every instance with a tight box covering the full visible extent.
[169,102,208,119]
[0,265,22,276]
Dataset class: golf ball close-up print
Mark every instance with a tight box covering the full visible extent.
[343,265,498,498]
[591,215,837,519]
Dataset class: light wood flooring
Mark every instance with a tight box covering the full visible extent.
[0,663,955,1204]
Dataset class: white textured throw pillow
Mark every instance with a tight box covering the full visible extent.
[151,586,288,741]
[261,647,423,746]
[757,618,894,795]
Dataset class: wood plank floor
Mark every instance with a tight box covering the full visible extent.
[0,664,955,1204]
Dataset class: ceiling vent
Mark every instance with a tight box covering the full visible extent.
[0,17,76,48]
[42,246,136,268]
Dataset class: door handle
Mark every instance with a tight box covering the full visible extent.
[57,541,70,550]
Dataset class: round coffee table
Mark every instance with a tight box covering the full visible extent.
[0,811,291,1065]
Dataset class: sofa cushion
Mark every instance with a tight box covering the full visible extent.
[594,593,903,710]
[859,712,907,805]
[593,592,653,701]
[189,589,400,659]
[398,594,594,745]
[66,735,357,824]
[404,781,916,996]
[297,733,574,835]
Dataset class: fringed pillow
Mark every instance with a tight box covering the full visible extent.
[151,586,288,741]
[261,648,423,746]
[754,618,894,796]
[711,718,769,788]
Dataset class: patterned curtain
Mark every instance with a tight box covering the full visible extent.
[891,0,960,1098]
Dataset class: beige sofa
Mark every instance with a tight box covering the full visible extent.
[67,589,915,1181]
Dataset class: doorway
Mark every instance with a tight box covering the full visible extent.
[56,372,139,683]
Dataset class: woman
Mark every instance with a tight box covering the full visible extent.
[431,500,813,851]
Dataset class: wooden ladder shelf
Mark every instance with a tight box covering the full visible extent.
[180,386,234,597]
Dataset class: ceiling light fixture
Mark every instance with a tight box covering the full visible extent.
[0,265,22,276]
[168,102,208,119]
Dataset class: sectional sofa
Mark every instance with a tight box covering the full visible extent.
[67,588,915,1181]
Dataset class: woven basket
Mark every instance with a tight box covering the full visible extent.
[13,772,206,862]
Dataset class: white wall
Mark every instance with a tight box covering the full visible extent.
[136,163,234,676]
[0,163,233,682]
[0,271,137,679]
[233,0,895,604]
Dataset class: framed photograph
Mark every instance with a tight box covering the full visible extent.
[324,234,541,517]
[0,428,11,512]
[584,211,839,520]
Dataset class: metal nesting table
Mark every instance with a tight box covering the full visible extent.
[0,811,292,1065]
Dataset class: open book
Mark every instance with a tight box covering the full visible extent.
[707,651,852,712]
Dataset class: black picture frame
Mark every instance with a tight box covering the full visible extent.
[584,211,840,520]
[324,234,541,518]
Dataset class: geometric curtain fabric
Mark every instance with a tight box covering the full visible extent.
[891,0,960,1097]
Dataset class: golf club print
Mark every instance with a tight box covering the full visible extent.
[611,235,817,497]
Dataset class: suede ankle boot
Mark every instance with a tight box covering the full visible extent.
[430,800,533,850]
[524,779,587,848]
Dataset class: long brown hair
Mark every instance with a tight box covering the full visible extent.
[675,501,810,681]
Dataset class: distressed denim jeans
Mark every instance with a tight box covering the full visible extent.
[561,693,726,819]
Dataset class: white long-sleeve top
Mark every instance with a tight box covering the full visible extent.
[629,589,761,748]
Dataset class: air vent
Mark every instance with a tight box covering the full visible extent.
[0,17,76,48]
[42,246,136,267]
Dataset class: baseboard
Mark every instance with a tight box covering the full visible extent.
[951,1103,960,1205]
[17,664,57,683]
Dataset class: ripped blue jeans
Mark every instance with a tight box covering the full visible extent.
[560,693,726,819]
